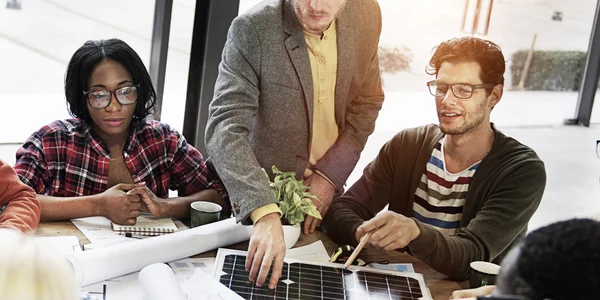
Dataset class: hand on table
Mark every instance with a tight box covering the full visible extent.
[355,211,420,251]
[247,212,286,289]
[303,172,335,234]
[128,183,170,217]
[450,285,496,299]
[99,183,143,225]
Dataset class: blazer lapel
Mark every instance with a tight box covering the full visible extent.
[334,10,356,126]
[283,0,314,129]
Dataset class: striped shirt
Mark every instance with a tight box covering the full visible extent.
[412,138,480,235]
[14,119,226,199]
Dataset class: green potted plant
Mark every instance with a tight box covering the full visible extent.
[264,166,322,247]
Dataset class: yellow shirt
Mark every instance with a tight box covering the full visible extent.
[250,22,339,224]
[302,21,339,186]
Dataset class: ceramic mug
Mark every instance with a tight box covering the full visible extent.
[469,261,501,288]
[190,201,222,228]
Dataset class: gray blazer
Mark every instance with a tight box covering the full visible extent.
[205,0,384,224]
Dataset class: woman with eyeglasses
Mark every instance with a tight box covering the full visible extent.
[13,39,229,225]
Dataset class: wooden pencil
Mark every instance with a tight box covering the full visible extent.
[344,231,373,268]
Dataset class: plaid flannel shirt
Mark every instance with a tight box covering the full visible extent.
[14,119,227,200]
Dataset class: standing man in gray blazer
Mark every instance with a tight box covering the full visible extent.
[206,0,384,289]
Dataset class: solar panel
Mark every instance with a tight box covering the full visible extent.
[214,249,432,300]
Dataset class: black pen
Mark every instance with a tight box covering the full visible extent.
[0,202,9,214]
[124,232,147,239]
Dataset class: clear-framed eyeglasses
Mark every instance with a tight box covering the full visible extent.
[427,80,495,99]
[83,85,139,109]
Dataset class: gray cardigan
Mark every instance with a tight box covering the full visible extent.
[324,124,546,280]
[206,0,384,224]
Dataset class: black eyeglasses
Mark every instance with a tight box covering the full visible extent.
[596,140,600,159]
[427,80,495,99]
[83,85,139,109]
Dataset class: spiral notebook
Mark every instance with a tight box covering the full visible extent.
[111,215,179,236]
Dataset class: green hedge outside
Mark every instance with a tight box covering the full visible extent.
[510,50,586,91]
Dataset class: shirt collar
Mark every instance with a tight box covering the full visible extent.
[125,122,140,154]
[82,119,140,158]
[303,19,337,40]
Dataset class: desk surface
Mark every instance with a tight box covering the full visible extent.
[36,221,466,299]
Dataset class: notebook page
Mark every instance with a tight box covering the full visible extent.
[111,215,178,235]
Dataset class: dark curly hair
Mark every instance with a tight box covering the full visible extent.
[502,218,600,300]
[426,37,505,88]
[64,38,156,127]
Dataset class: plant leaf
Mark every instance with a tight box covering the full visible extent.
[272,165,282,175]
[270,165,322,224]
[303,206,322,219]
[279,201,288,215]
[292,193,302,207]
[303,193,318,200]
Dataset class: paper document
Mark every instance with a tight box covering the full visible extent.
[286,240,330,262]
[71,216,131,245]
[367,262,415,273]
[139,263,187,300]
[181,267,244,300]
[35,235,82,257]
[169,257,215,278]
[103,272,140,300]
[173,219,189,231]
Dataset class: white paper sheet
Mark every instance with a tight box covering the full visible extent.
[71,216,131,245]
[367,262,415,273]
[181,267,244,300]
[66,218,254,286]
[35,235,82,257]
[285,240,330,262]
[84,238,134,250]
[173,220,190,231]
[104,272,142,300]
[169,257,215,278]
[139,263,186,300]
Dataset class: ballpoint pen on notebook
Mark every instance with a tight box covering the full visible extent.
[344,231,373,268]
[124,232,150,239]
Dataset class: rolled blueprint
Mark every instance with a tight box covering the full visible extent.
[138,263,186,300]
[66,218,253,286]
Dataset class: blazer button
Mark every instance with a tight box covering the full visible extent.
[235,207,241,214]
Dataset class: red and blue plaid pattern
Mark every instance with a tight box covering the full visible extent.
[14,119,227,200]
